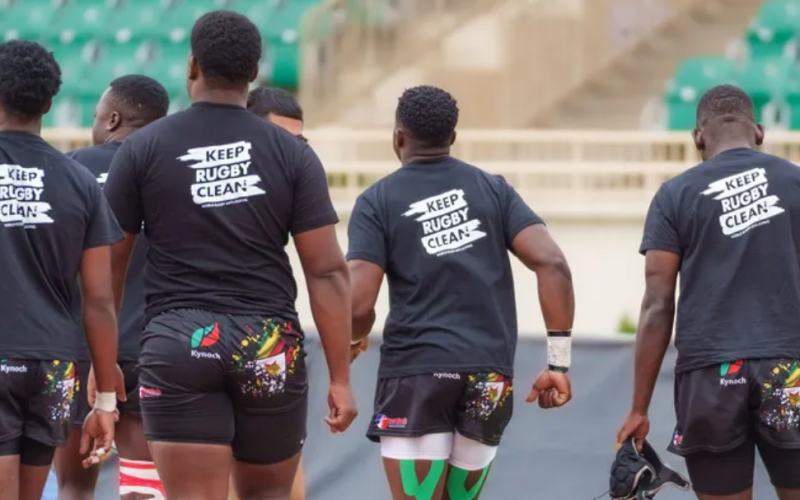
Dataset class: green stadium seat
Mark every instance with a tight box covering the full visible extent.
[746,0,800,59]
[737,57,792,122]
[106,0,170,44]
[146,55,188,95]
[0,3,60,42]
[664,56,736,129]
[269,42,299,88]
[51,41,99,96]
[52,3,117,44]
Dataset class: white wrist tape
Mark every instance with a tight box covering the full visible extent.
[94,392,117,413]
[546,330,572,372]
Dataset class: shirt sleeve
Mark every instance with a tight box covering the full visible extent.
[498,176,544,248]
[346,192,386,270]
[290,144,339,235]
[103,138,143,234]
[84,181,124,249]
[639,183,681,255]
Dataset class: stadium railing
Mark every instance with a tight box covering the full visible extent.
[46,127,800,219]
[298,0,704,127]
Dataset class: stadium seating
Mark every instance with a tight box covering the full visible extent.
[0,0,318,126]
[665,0,800,130]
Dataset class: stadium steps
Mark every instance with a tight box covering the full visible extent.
[531,0,762,130]
[299,0,502,127]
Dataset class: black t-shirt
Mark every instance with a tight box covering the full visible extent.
[68,142,146,362]
[641,148,800,373]
[347,157,543,378]
[0,131,123,361]
[104,102,338,328]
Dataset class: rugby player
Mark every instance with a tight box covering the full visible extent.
[54,75,169,500]
[246,85,310,500]
[347,85,575,500]
[0,40,122,500]
[617,84,800,500]
[103,11,357,500]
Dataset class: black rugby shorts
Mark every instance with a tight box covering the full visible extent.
[368,372,513,446]
[670,358,800,493]
[0,359,76,451]
[138,309,307,464]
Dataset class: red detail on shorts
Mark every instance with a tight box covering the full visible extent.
[139,387,162,399]
[729,360,743,375]
[200,323,220,347]
[270,338,286,357]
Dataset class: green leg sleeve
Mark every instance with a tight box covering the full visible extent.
[446,466,490,500]
[399,459,446,500]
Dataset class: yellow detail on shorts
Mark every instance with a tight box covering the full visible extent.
[789,393,800,407]
[53,360,60,366]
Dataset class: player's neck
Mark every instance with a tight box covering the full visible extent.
[0,113,41,136]
[402,149,450,164]
[191,88,248,108]
[705,139,754,160]
[105,127,136,144]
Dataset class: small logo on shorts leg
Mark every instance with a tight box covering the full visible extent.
[720,360,747,386]
[672,430,683,447]
[0,360,27,374]
[375,414,408,430]
[190,323,222,360]
[433,372,461,380]
[139,387,162,399]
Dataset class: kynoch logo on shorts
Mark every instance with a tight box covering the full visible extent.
[701,168,785,238]
[0,364,27,374]
[719,360,746,386]
[402,189,487,257]
[434,372,461,380]
[190,323,221,360]
[178,141,265,208]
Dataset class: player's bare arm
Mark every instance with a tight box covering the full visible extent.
[294,225,358,432]
[350,260,381,341]
[349,259,382,360]
[79,246,125,466]
[511,224,575,408]
[617,249,678,449]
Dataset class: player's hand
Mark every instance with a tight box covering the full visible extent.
[525,370,572,408]
[617,410,650,452]
[87,364,127,407]
[350,338,369,363]
[325,381,358,433]
[80,409,115,469]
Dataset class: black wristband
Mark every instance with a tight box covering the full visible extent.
[546,330,572,337]
[548,364,569,373]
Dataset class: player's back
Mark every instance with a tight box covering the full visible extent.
[0,132,122,360]
[350,156,542,378]
[105,102,337,327]
[651,148,800,370]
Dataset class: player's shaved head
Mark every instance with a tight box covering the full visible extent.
[107,75,169,125]
[92,75,169,145]
[692,85,764,161]
[696,84,755,128]
[247,87,305,140]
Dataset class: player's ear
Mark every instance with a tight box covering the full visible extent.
[449,130,457,146]
[187,54,199,82]
[755,123,765,146]
[42,98,53,115]
[108,111,121,132]
[392,129,404,162]
[691,128,704,152]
